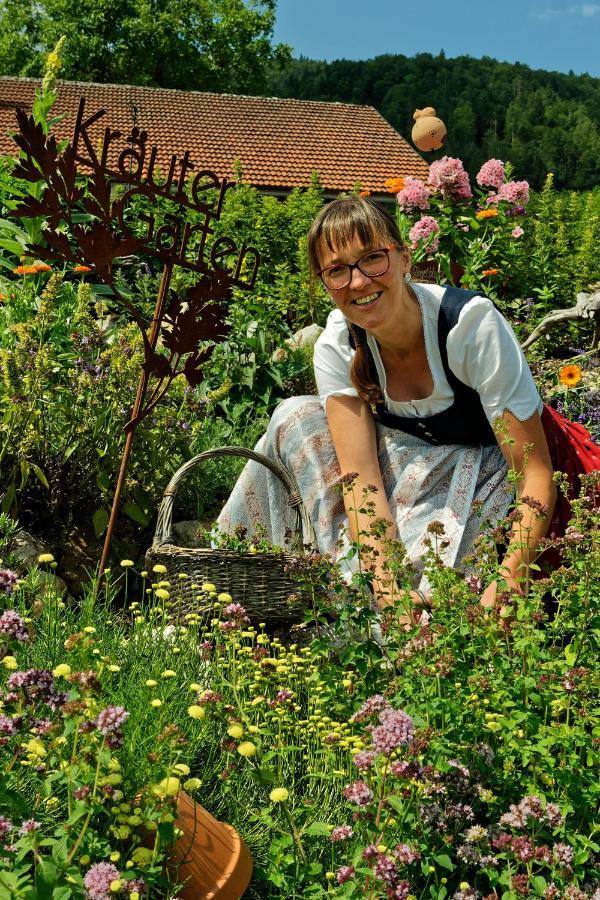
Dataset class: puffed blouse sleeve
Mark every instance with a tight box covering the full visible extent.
[447,295,543,425]
[313,308,359,403]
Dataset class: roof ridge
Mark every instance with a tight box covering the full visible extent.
[0,75,377,111]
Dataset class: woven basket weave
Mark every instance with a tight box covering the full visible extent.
[145,446,317,623]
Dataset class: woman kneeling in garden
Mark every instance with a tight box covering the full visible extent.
[218,196,594,609]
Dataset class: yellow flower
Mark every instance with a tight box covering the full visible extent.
[188,705,206,719]
[110,880,123,892]
[151,699,162,708]
[475,208,499,219]
[227,724,244,739]
[161,669,176,679]
[237,741,257,757]
[109,851,120,862]
[38,553,55,563]
[130,893,140,900]
[152,564,167,574]
[154,776,181,798]
[145,679,157,687]
[52,663,72,678]
[2,656,18,670]
[120,559,134,567]
[155,589,170,600]
[217,592,232,602]
[269,787,289,803]
[559,364,582,387]
[172,763,190,776]
[25,738,46,758]
[108,665,120,672]
[384,176,405,193]
[189,683,201,691]
[184,777,202,791]
[131,847,154,866]
[83,626,96,634]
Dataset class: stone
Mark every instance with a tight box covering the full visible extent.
[285,323,324,351]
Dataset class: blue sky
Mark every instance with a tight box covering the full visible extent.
[272,0,600,78]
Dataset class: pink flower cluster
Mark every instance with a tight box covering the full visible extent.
[427,156,472,200]
[83,862,121,899]
[343,779,374,806]
[396,177,430,211]
[370,707,414,755]
[408,216,440,253]
[476,158,506,189]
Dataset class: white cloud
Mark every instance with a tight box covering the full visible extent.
[534,3,600,18]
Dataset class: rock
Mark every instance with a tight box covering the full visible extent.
[12,529,68,595]
[285,323,324,351]
[172,520,212,548]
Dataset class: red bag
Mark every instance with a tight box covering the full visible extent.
[541,403,600,538]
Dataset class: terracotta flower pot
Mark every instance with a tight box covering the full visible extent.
[169,792,252,899]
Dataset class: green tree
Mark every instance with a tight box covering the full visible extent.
[0,0,290,94]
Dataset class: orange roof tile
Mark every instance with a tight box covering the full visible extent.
[0,77,428,197]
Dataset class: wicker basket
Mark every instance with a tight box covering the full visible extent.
[145,446,317,623]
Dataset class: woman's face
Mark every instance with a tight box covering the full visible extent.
[317,234,410,332]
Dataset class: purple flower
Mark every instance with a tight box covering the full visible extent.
[552,842,574,866]
[83,862,121,899]
[476,159,506,190]
[0,715,18,736]
[393,843,420,865]
[0,816,13,841]
[336,865,355,884]
[330,825,353,842]
[343,780,374,806]
[95,706,129,736]
[352,749,377,771]
[351,694,389,723]
[374,852,400,885]
[370,708,414,755]
[17,819,41,835]
[0,569,18,595]
[74,785,90,800]
[0,610,29,642]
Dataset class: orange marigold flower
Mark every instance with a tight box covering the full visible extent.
[559,364,582,388]
[73,264,92,273]
[13,264,39,275]
[384,177,405,194]
[476,209,499,220]
[358,190,371,197]
[0,293,5,301]
[33,263,51,272]
[481,268,500,277]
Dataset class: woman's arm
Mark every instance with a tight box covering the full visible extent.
[325,394,399,607]
[482,408,557,605]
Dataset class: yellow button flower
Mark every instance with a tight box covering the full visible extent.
[269,787,289,803]
[188,705,205,719]
[161,669,176,678]
[237,741,257,757]
[227,724,244,739]
[38,553,55,563]
[152,564,167,574]
[53,663,72,679]
[151,699,162,708]
[2,656,18,670]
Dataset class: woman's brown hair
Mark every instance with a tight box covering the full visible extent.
[307,196,404,406]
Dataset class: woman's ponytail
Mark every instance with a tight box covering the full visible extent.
[348,323,383,406]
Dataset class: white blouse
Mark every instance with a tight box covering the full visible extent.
[313,282,542,426]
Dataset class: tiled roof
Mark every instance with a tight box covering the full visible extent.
[0,77,428,196]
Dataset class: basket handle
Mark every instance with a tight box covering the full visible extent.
[151,446,317,550]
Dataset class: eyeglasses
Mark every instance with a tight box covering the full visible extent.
[318,245,395,290]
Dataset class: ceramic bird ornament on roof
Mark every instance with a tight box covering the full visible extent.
[411,107,447,152]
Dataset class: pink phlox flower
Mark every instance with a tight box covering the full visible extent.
[409,216,440,252]
[374,852,400,885]
[330,824,353,842]
[343,780,374,806]
[84,861,121,899]
[476,159,506,189]
[396,177,430,211]
[427,156,472,200]
[497,180,530,206]
[511,225,524,238]
[552,842,574,866]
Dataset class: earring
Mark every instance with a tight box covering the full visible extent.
[403,271,412,284]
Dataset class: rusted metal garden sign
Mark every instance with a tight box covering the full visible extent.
[10,97,261,576]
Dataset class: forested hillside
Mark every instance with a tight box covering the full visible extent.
[267,53,600,191]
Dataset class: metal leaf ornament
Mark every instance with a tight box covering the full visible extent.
[8,97,261,575]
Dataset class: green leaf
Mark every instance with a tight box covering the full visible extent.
[386,795,406,815]
[92,508,110,538]
[303,821,332,837]
[35,859,58,898]
[96,471,111,492]
[564,644,577,666]
[31,462,49,489]
[433,853,455,871]
[1,482,16,513]
[124,500,149,526]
